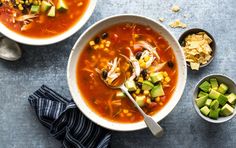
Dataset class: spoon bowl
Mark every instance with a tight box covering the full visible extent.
[0,36,22,61]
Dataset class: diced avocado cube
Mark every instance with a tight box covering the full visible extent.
[209,108,220,119]
[198,91,208,98]
[210,78,218,90]
[227,93,236,105]
[142,81,154,91]
[48,6,56,17]
[135,95,146,107]
[151,84,165,98]
[125,80,137,91]
[57,0,68,11]
[210,100,219,110]
[41,1,52,12]
[195,95,208,108]
[205,99,212,107]
[116,91,126,98]
[209,89,221,99]
[31,5,40,14]
[217,94,228,106]
[150,72,164,83]
[221,104,234,116]
[200,106,210,116]
[218,83,228,94]
[199,81,211,92]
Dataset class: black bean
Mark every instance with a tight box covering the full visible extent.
[135,51,142,60]
[136,82,142,88]
[167,61,174,68]
[141,69,147,77]
[101,32,108,39]
[0,2,2,6]
[102,70,108,79]
[94,37,100,44]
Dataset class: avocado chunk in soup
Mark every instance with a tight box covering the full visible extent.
[77,23,178,123]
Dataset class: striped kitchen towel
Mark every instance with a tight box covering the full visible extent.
[28,85,111,148]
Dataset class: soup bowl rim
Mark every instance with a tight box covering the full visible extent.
[0,0,97,46]
[67,14,187,131]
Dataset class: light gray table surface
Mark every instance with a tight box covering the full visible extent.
[0,0,236,147]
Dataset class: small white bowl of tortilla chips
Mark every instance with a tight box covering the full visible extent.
[179,28,216,70]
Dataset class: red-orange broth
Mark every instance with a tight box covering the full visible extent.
[0,0,89,38]
[77,23,178,123]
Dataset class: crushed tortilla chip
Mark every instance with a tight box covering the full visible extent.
[159,17,165,22]
[190,63,200,70]
[171,5,180,12]
[182,32,213,70]
[169,19,187,28]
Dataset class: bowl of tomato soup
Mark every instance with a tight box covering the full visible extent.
[67,14,187,131]
[0,0,97,45]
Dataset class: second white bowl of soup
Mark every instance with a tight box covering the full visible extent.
[67,14,187,131]
[0,0,97,45]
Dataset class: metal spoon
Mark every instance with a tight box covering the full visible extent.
[100,72,164,137]
[0,34,22,61]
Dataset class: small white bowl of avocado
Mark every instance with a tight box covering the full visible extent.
[193,74,236,123]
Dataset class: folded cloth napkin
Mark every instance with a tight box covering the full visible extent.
[28,85,111,148]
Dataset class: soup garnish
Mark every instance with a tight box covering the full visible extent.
[0,0,89,38]
[77,23,178,123]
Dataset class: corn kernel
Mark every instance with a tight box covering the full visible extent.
[132,93,136,97]
[123,109,129,114]
[163,72,168,77]
[127,113,132,117]
[165,77,171,83]
[135,89,141,95]
[101,40,106,43]
[89,41,95,46]
[93,45,99,50]
[138,77,143,82]
[99,44,104,49]
[159,102,164,106]
[155,97,161,102]
[146,98,151,104]
[139,59,144,64]
[144,90,149,95]
[130,41,133,46]
[144,56,150,62]
[115,67,120,72]
[140,62,146,69]
[106,41,111,44]
[134,34,139,38]
[104,48,109,52]
[77,2,83,6]
[120,113,124,117]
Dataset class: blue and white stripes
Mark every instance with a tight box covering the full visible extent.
[29,85,111,148]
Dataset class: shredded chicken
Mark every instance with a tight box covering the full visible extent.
[16,14,39,31]
[139,50,156,69]
[148,61,167,73]
[16,14,39,22]
[134,41,160,60]
[120,47,141,80]
[96,57,121,85]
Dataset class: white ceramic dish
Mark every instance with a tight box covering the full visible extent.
[0,0,97,45]
[67,14,187,131]
[193,74,236,123]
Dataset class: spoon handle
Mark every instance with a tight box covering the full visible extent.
[144,115,163,137]
[120,85,164,137]
[120,85,146,116]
